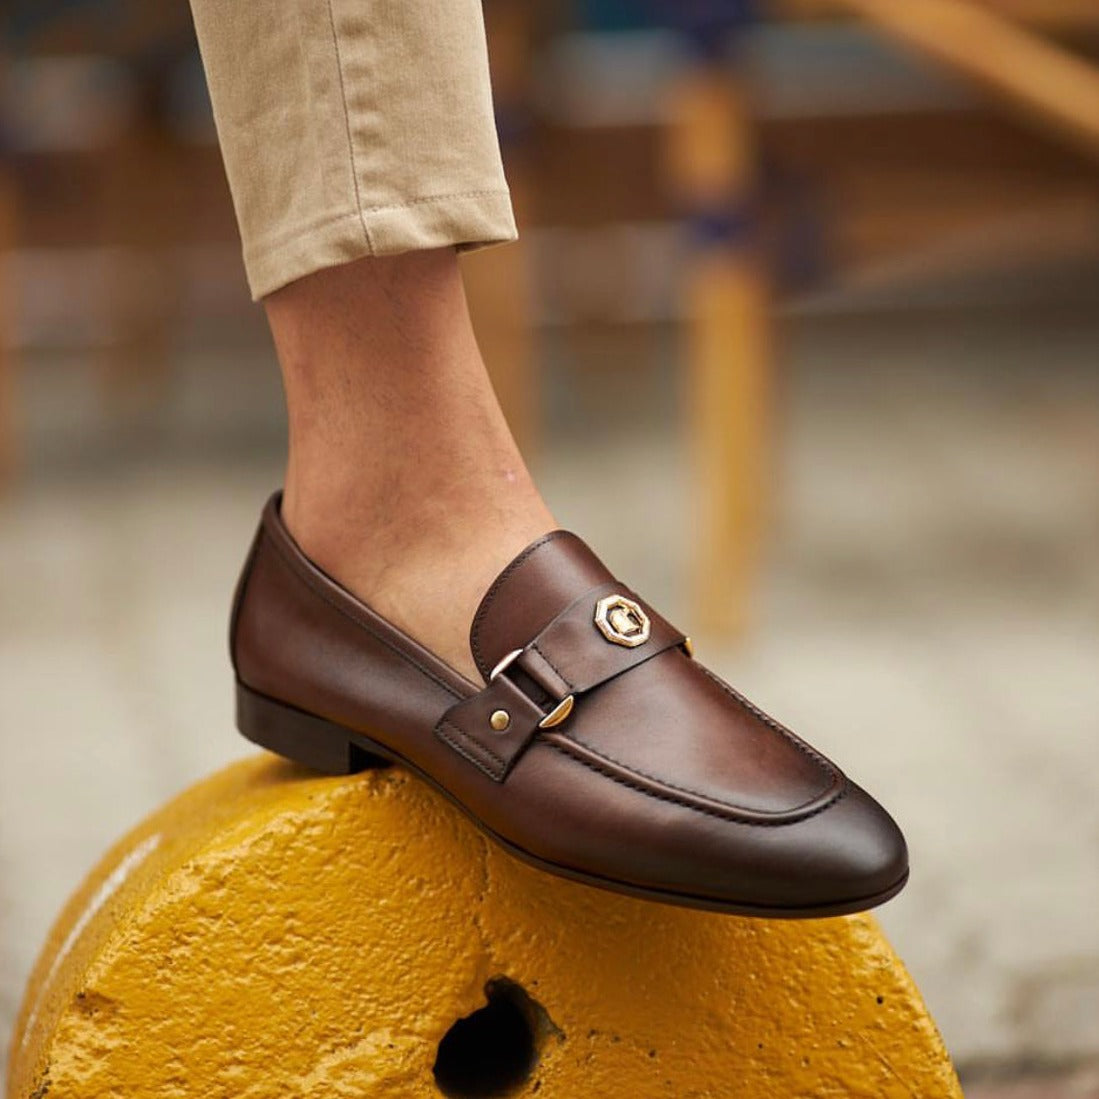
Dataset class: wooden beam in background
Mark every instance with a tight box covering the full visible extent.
[817,0,1099,160]
[0,172,17,491]
[780,0,1099,33]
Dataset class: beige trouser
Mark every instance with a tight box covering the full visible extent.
[188,0,517,299]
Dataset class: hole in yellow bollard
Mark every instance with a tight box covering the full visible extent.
[433,977,557,1098]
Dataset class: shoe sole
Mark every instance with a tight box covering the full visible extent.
[236,681,909,919]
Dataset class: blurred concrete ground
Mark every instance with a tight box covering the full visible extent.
[1,300,1098,1089]
[967,1069,1099,1099]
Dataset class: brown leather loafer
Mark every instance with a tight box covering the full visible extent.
[231,493,908,918]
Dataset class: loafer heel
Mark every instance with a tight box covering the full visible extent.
[236,682,389,775]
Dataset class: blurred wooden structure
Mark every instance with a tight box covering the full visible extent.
[828,0,1099,160]
[664,68,771,636]
[0,171,16,488]
[5,1,1099,633]
[781,0,1099,31]
[679,0,1099,632]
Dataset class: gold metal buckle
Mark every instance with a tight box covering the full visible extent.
[489,648,523,681]
[594,594,651,648]
[537,695,574,728]
[489,648,574,729]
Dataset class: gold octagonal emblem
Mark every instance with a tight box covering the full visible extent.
[594,594,650,648]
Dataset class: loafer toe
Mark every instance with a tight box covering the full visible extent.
[770,781,909,912]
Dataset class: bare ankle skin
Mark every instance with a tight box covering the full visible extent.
[263,247,554,682]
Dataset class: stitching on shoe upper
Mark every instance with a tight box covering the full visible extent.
[529,640,838,816]
[261,529,464,702]
[435,719,505,781]
[545,740,847,826]
[527,589,677,696]
[696,664,842,782]
[469,531,570,676]
[259,515,844,809]
[555,733,840,818]
[528,639,574,691]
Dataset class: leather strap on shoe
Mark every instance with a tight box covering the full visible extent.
[434,582,687,781]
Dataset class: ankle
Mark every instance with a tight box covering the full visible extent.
[281,462,554,682]
[282,437,552,563]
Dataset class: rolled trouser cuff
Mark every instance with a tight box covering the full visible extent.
[189,0,516,300]
[243,189,517,299]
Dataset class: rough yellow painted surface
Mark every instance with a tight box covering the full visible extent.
[8,756,961,1098]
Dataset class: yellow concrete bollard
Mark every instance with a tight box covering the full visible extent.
[8,756,961,1098]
